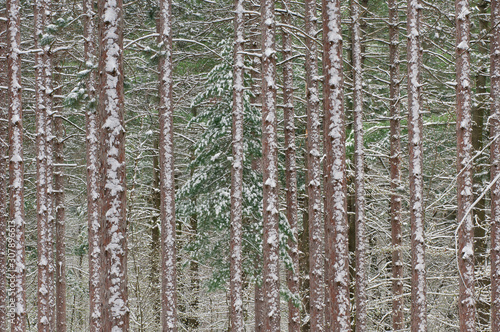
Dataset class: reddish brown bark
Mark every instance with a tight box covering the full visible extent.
[7,0,27,329]
[34,0,55,328]
[305,0,324,329]
[158,0,177,330]
[351,1,367,330]
[0,9,8,331]
[322,0,351,330]
[230,0,245,329]
[98,0,128,330]
[491,1,500,330]
[84,0,102,330]
[407,1,427,331]
[54,112,66,332]
[455,1,476,331]
[260,0,280,329]
[388,0,403,329]
[282,1,300,331]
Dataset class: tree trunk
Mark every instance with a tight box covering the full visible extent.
[84,0,103,330]
[54,111,67,332]
[472,1,489,327]
[98,0,128,330]
[230,0,245,329]
[0,9,8,331]
[304,0,324,329]
[158,0,178,329]
[407,1,427,331]
[491,2,500,331]
[322,0,351,330]
[7,0,27,329]
[260,0,280,329]
[150,137,161,326]
[300,153,310,332]
[455,1,476,331]
[351,1,367,330]
[35,0,55,328]
[281,2,300,331]
[388,0,403,329]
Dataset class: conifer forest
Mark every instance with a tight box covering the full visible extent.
[2,0,500,330]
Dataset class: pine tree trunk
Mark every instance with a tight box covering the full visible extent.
[150,137,161,326]
[351,1,367,330]
[388,0,403,329]
[472,1,489,327]
[98,0,128,330]
[54,111,67,332]
[260,0,280,329]
[281,1,300,330]
[0,10,8,331]
[84,0,103,330]
[230,0,244,329]
[300,154,310,332]
[322,0,351,330]
[158,0,178,329]
[455,1,476,331]
[407,1,427,331]
[7,0,26,329]
[35,0,55,328]
[491,1,500,330]
[304,0,324,329]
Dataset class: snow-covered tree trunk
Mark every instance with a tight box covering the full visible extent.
[305,0,324,329]
[351,1,366,330]
[7,0,26,329]
[455,1,476,331]
[322,0,350,330]
[407,1,427,331]
[54,112,66,332]
[34,0,55,328]
[98,0,128,330]
[388,0,403,329]
[281,1,299,330]
[84,0,103,330]
[491,2,500,330]
[230,0,244,329]
[0,11,8,331]
[158,0,177,330]
[261,0,280,328]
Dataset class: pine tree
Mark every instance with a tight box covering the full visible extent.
[84,0,103,330]
[407,1,427,330]
[7,0,27,329]
[491,0,500,330]
[98,0,128,329]
[230,0,245,329]
[158,0,178,329]
[388,0,403,329]
[322,0,350,329]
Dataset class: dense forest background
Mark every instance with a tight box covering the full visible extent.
[1,0,499,330]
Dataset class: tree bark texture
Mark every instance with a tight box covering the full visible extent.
[98,0,128,330]
[322,0,351,330]
[305,0,324,329]
[351,1,367,330]
[35,0,55,328]
[407,1,427,331]
[261,0,280,329]
[158,0,178,329]
[0,9,8,331]
[230,0,244,329]
[490,1,500,330]
[455,1,476,331]
[54,112,67,332]
[7,0,26,329]
[282,1,300,330]
[84,0,103,330]
[388,0,403,329]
